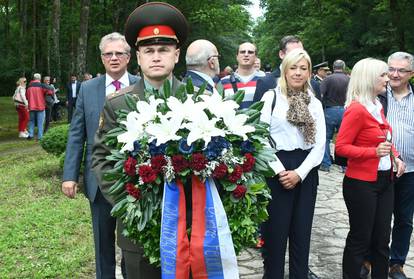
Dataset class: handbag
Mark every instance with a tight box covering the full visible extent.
[12,87,24,104]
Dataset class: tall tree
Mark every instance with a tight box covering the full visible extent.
[76,0,91,77]
[51,0,61,82]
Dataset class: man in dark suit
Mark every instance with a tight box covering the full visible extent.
[253,35,321,103]
[62,32,138,279]
[92,2,189,278]
[184,39,220,94]
[66,74,81,123]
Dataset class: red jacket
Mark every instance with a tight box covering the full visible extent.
[26,80,52,111]
[336,101,399,182]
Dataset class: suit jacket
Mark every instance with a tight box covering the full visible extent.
[253,67,321,102]
[66,81,81,104]
[63,73,138,202]
[183,70,214,93]
[92,76,182,251]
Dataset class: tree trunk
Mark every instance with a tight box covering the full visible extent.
[76,0,91,78]
[51,0,61,83]
[390,0,405,50]
[31,0,37,72]
[4,0,10,53]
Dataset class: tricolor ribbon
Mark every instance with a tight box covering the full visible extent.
[160,175,239,279]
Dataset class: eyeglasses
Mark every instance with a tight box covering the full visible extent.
[388,67,412,75]
[101,52,128,59]
[239,50,255,55]
[207,54,221,61]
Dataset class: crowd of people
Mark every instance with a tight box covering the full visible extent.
[11,2,413,279]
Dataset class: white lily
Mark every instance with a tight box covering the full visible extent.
[145,115,183,145]
[165,96,206,121]
[199,93,239,119]
[117,111,145,153]
[136,96,164,124]
[184,111,225,146]
[223,112,255,140]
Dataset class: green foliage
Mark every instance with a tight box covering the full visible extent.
[40,124,69,156]
[255,0,414,69]
[0,143,94,277]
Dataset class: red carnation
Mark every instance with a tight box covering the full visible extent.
[171,155,188,173]
[242,153,256,173]
[125,182,141,199]
[213,163,228,179]
[227,165,243,183]
[190,153,208,171]
[232,184,247,199]
[138,165,157,183]
[124,156,137,176]
[151,155,167,174]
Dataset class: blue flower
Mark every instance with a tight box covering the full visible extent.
[130,140,141,157]
[178,138,194,154]
[149,140,167,156]
[240,140,255,154]
[204,136,230,160]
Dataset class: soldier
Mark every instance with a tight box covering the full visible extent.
[91,2,189,278]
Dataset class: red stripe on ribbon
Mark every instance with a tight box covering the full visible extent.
[175,179,190,279]
[190,175,208,278]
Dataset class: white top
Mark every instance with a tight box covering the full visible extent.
[365,99,392,171]
[71,82,77,98]
[105,72,130,96]
[260,86,326,180]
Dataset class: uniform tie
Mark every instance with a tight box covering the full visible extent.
[112,80,121,91]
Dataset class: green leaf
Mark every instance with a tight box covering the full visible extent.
[174,84,187,102]
[163,79,171,99]
[124,94,137,111]
[185,78,194,95]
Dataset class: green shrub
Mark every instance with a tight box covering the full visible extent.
[40,124,69,156]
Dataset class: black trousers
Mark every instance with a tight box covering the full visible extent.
[342,171,394,279]
[262,149,318,279]
[90,189,117,279]
[123,248,161,278]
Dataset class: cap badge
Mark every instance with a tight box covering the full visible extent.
[153,28,160,35]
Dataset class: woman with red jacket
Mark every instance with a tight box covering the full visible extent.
[336,58,405,279]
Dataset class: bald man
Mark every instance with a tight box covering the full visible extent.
[220,42,265,108]
[184,39,220,94]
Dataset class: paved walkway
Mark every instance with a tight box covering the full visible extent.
[116,165,414,278]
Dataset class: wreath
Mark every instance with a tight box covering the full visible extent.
[103,80,277,266]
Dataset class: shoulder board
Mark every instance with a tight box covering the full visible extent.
[107,84,135,100]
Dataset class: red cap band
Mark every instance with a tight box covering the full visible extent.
[136,25,178,44]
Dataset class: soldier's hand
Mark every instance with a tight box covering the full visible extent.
[62,181,78,198]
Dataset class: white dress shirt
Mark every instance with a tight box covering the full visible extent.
[105,72,130,96]
[365,99,392,171]
[260,86,326,180]
[72,82,77,98]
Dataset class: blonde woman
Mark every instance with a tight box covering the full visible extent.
[13,77,29,138]
[335,58,405,279]
[260,48,326,278]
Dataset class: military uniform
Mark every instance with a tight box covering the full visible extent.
[92,78,183,278]
[91,2,189,278]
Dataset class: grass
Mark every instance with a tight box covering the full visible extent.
[0,96,19,140]
[0,139,95,277]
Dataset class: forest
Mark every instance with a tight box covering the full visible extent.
[0,0,413,95]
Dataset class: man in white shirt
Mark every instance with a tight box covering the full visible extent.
[62,32,138,279]
[184,39,220,94]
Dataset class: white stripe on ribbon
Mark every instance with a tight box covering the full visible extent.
[208,178,239,279]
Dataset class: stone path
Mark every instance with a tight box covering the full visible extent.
[116,165,414,278]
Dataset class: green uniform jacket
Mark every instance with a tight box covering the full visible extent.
[91,76,182,252]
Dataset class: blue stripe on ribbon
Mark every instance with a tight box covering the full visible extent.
[204,179,224,278]
[161,181,179,278]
